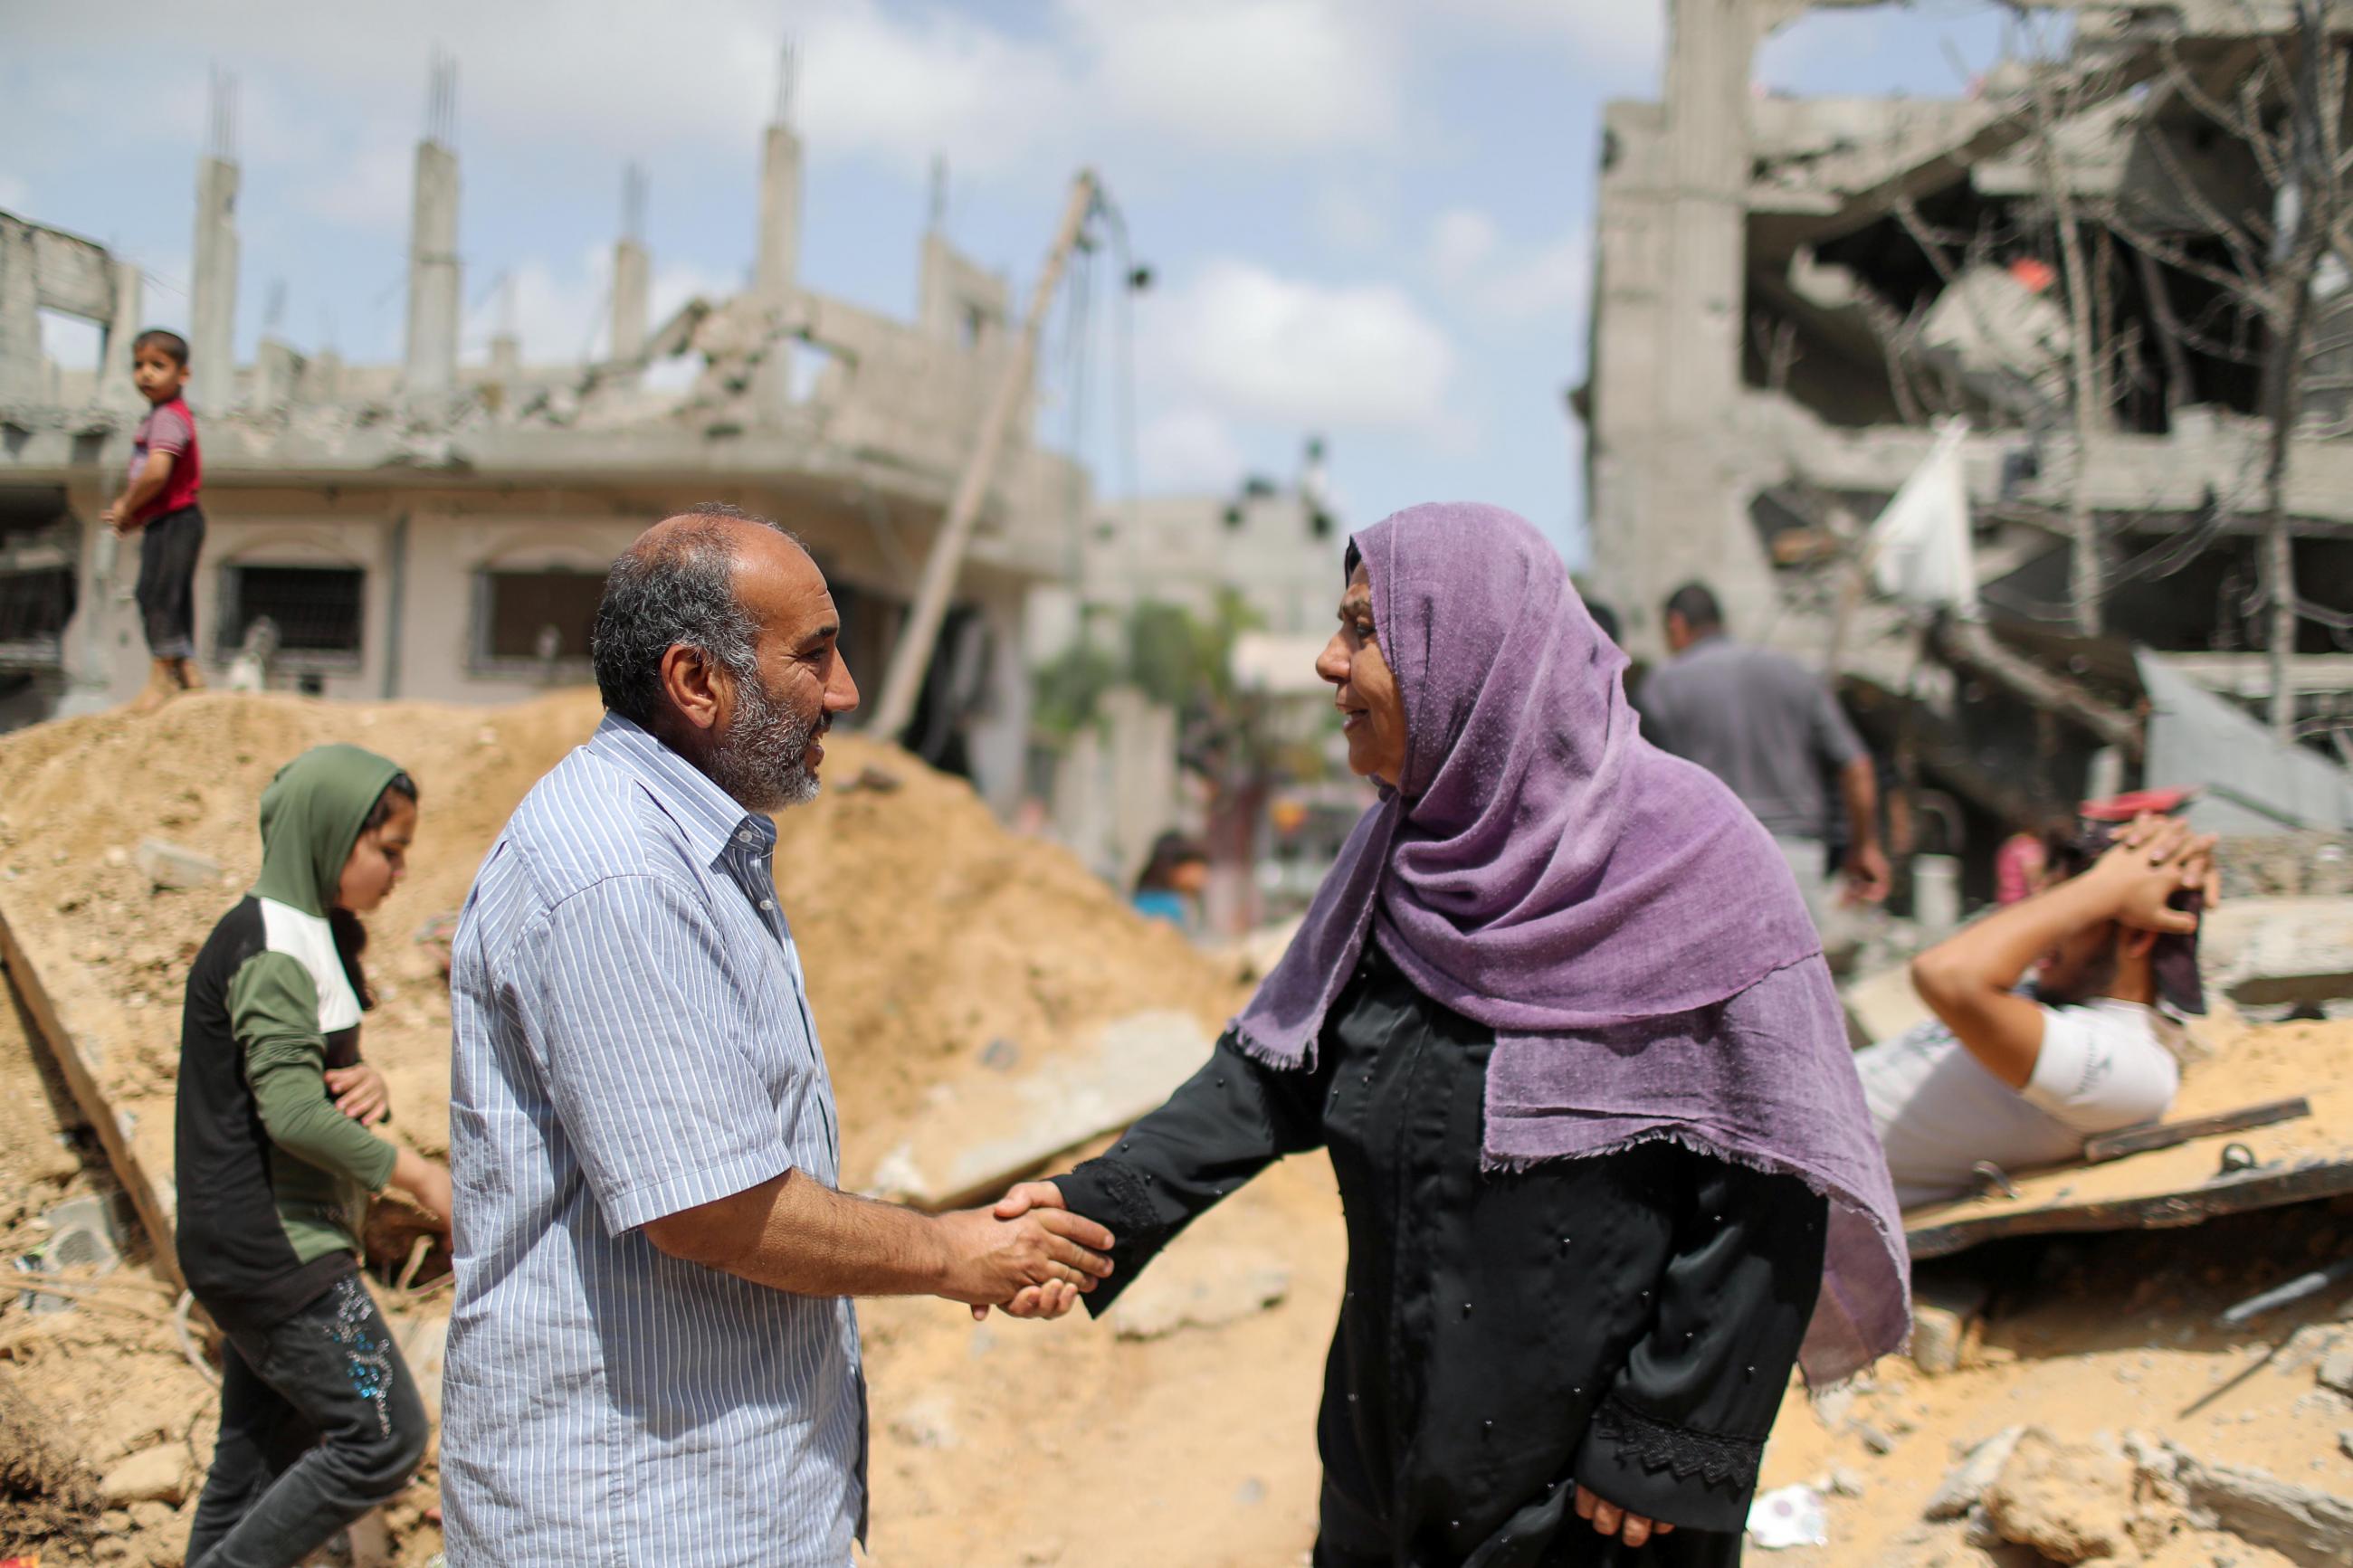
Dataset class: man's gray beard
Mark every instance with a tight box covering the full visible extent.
[707,668,823,813]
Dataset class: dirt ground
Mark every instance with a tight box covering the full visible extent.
[3,690,2350,1566]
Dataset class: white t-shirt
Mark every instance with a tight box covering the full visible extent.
[1858,998,2184,1209]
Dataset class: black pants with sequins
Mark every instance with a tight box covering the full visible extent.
[186,1273,429,1568]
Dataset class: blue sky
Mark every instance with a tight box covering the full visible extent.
[2,1,2031,563]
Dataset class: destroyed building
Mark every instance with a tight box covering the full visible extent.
[0,58,1090,813]
[1584,0,2353,873]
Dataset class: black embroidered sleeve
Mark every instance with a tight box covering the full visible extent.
[1589,1394,1765,1490]
[1571,1149,1831,1533]
[1048,1036,1329,1318]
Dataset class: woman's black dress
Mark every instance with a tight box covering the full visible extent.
[1053,945,1829,1566]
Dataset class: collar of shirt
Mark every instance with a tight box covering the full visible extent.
[586,713,778,871]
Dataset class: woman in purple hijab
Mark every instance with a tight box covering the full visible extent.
[1004,504,1909,1564]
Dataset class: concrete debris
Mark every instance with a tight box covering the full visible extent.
[96,1443,188,1507]
[1108,1247,1292,1342]
[134,836,222,892]
[1910,1275,1992,1378]
[1824,1465,1868,1498]
[1924,1426,2024,1521]
[888,1394,961,1450]
[1979,1428,2136,1564]
[2196,898,2353,1012]
[1858,1421,1900,1456]
[1842,963,1933,1050]
[2339,1430,2353,1461]
[2144,1440,2353,1568]
[865,1011,1212,1212]
[2319,1345,2353,1400]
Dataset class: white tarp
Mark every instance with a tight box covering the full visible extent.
[1867,419,1977,614]
[2138,650,2353,833]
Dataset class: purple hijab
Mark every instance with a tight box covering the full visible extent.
[1234,502,1910,1387]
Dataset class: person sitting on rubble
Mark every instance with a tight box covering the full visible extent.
[995,503,1908,1563]
[1858,815,2215,1210]
[1130,831,1210,930]
[175,746,455,1568]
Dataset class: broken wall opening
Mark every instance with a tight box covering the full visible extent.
[0,486,77,668]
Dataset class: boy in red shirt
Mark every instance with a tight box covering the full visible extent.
[102,328,206,714]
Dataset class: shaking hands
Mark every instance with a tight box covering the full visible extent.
[937,1180,1110,1322]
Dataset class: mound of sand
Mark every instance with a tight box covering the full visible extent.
[0,689,1243,1236]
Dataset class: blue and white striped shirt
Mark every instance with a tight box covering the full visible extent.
[440,714,864,1567]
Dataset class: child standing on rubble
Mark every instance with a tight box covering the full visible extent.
[101,328,206,714]
[175,746,454,1568]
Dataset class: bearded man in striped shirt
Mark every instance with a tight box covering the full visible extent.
[440,506,1111,1566]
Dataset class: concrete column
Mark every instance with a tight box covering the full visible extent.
[1590,0,1783,656]
[0,216,40,405]
[254,337,300,406]
[487,331,520,386]
[190,155,240,409]
[611,236,649,364]
[756,124,802,301]
[299,349,344,404]
[403,140,461,394]
[99,257,145,413]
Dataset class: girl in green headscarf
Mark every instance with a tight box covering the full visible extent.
[175,745,453,1568]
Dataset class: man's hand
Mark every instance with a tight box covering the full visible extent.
[973,1181,1091,1322]
[325,1063,392,1124]
[932,1202,1113,1316]
[1842,841,1893,907]
[1575,1484,1672,1548]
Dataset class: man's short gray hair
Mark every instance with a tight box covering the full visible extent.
[591,504,800,728]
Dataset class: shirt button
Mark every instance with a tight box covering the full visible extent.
[760,899,776,912]
[737,828,756,843]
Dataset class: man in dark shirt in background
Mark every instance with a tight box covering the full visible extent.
[1639,582,1891,933]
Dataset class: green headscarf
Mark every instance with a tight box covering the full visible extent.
[253,745,405,917]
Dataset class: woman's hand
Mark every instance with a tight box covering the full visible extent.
[1575,1484,1673,1549]
[325,1062,392,1124]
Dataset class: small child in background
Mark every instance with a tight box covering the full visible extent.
[102,328,206,714]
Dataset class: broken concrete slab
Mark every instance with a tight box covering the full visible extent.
[863,1011,1213,1211]
[1842,962,1931,1049]
[97,1444,187,1507]
[2196,898,2353,1011]
[1106,1246,1291,1342]
[1924,1425,2024,1521]
[133,837,221,892]
[2159,1445,2353,1568]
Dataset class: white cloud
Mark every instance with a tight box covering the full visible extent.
[1065,0,1398,153]
[1429,208,1499,285]
[292,138,414,233]
[5,0,1421,180]
[1310,185,1392,252]
[1138,406,1247,490]
[1423,208,1591,325]
[1148,259,1456,432]
[1422,0,1663,76]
